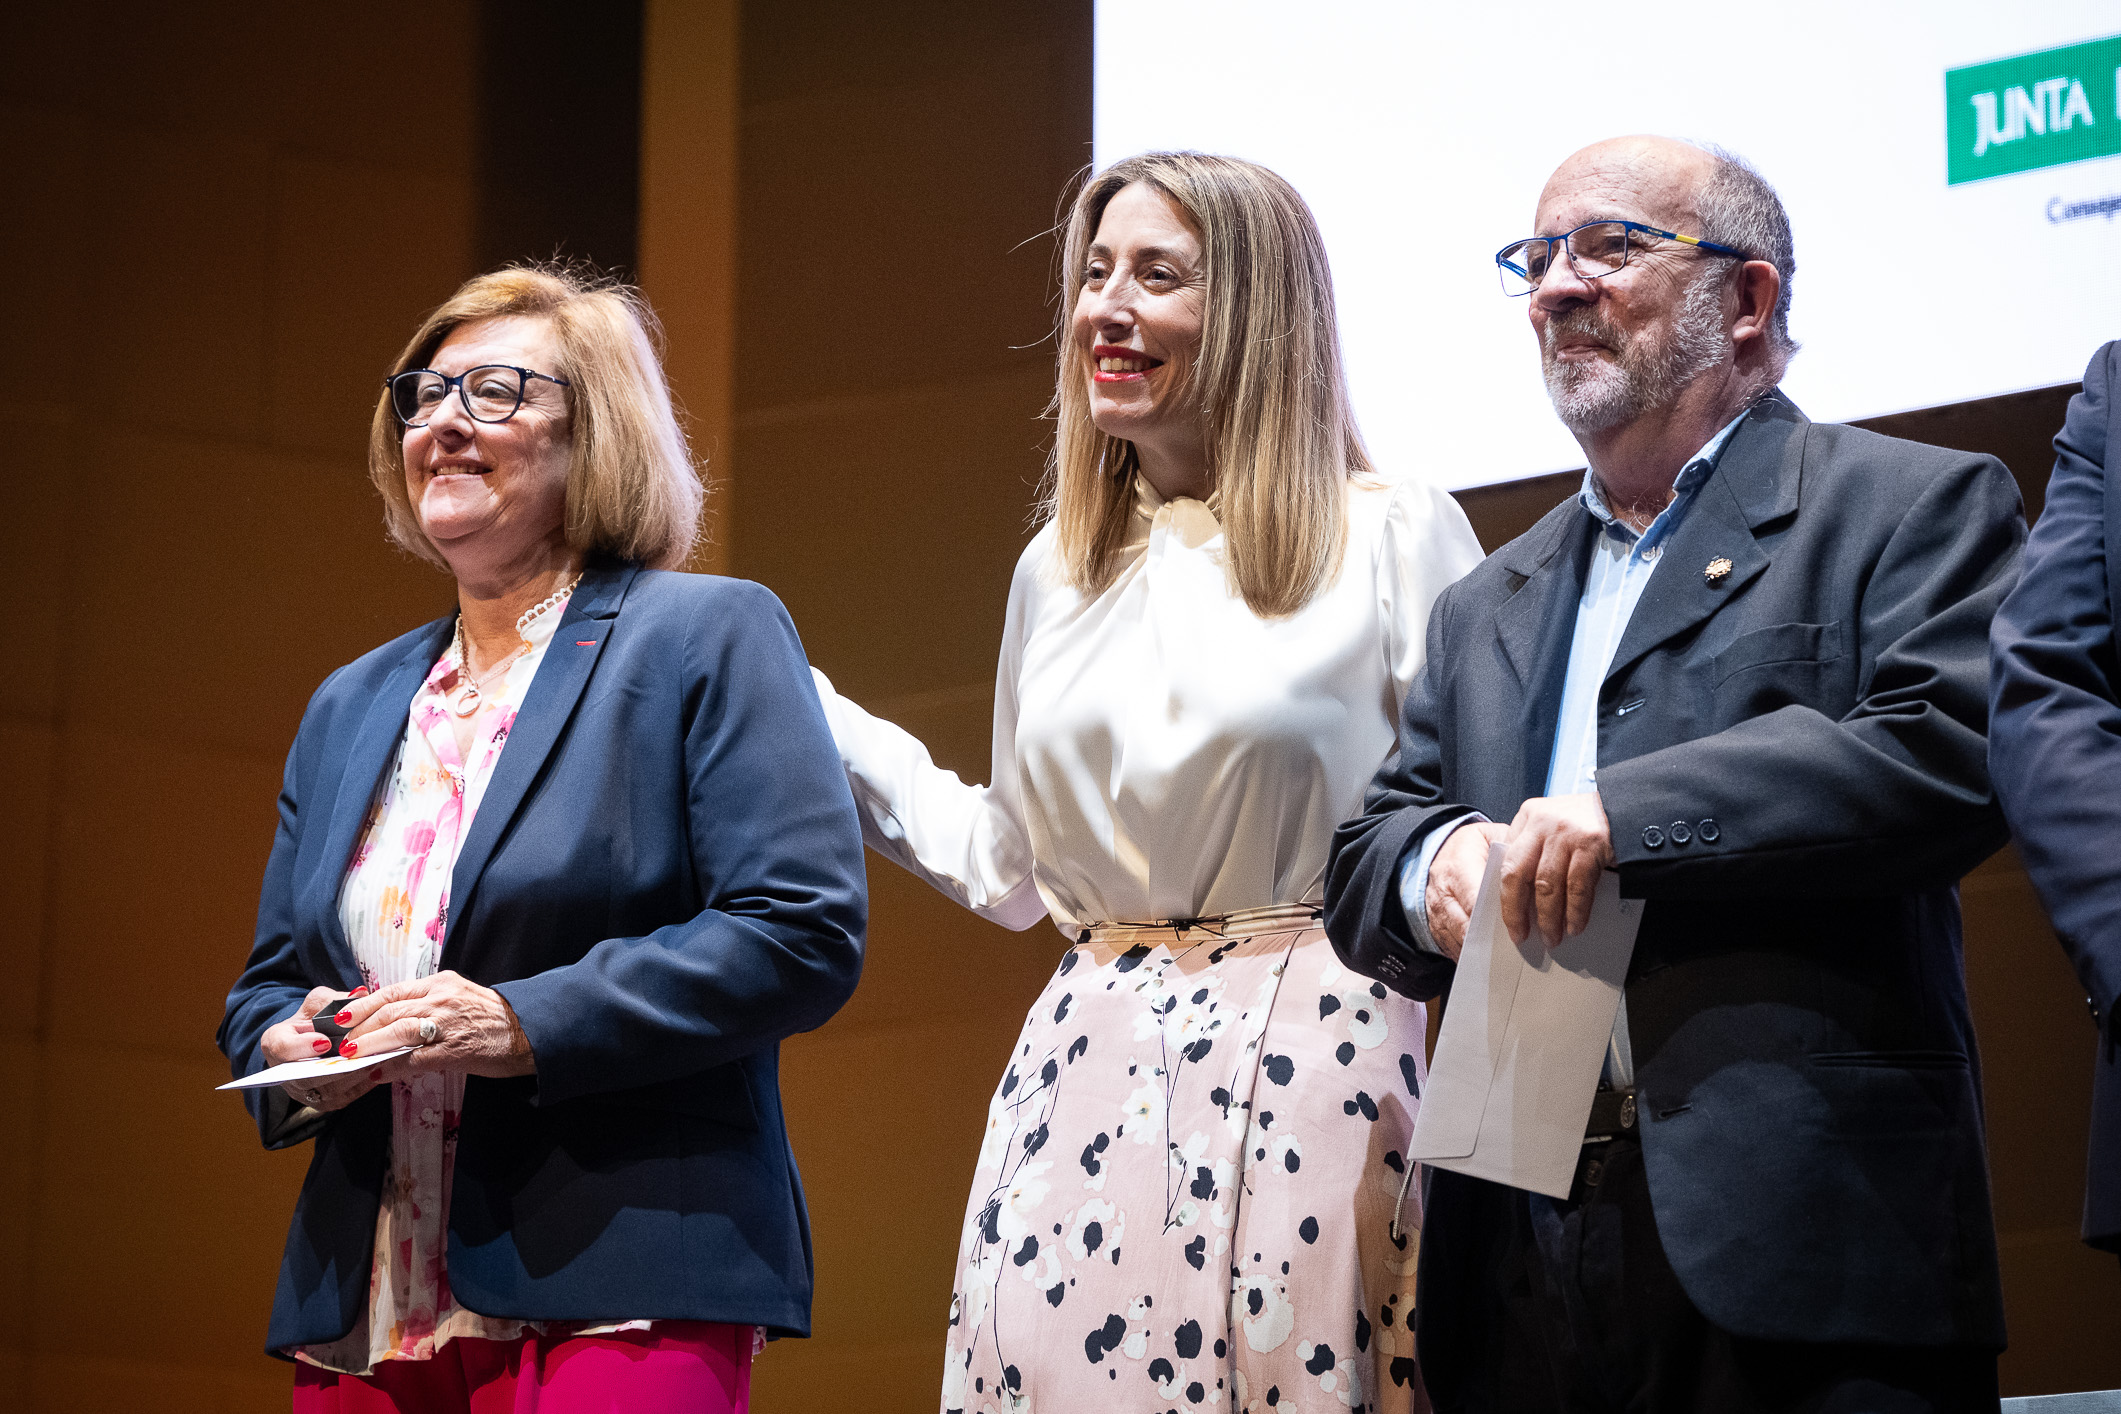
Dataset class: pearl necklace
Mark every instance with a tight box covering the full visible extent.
[447,573,582,719]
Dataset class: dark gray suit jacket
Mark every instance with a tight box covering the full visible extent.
[1326,392,2020,1350]
[1989,341,2121,1251]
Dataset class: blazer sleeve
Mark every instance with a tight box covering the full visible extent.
[1597,449,2024,896]
[495,582,869,1106]
[1991,342,2121,1021]
[216,670,356,1150]
[1325,578,1481,1001]
[806,541,1048,930]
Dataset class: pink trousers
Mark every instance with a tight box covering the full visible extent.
[290,1322,752,1413]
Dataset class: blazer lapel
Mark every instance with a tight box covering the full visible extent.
[1493,504,1596,800]
[1495,505,1590,687]
[1604,395,1806,683]
[311,618,454,976]
[443,562,639,962]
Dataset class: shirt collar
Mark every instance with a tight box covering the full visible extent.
[1131,472,1223,523]
[1576,408,1750,535]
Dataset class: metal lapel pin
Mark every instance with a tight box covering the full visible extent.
[1704,556,1734,584]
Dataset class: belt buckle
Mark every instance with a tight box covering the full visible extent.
[1582,1088,1637,1146]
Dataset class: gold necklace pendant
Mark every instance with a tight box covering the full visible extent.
[451,682,483,718]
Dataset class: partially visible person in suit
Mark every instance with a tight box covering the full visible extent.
[1325,136,2022,1413]
[218,264,866,1413]
[1990,340,2121,1262]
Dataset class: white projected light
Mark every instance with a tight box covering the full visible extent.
[1094,4,2121,490]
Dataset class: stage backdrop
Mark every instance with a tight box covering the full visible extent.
[3,4,2118,1411]
[1095,2,2121,488]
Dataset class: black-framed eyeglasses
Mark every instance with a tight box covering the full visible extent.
[385,365,572,427]
[1494,220,1754,297]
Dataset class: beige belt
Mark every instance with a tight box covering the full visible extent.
[1077,901,1325,947]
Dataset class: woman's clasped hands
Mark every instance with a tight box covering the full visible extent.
[260,972,536,1113]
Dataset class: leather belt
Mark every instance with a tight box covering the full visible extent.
[1584,1087,1637,1145]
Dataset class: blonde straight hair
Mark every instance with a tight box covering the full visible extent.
[1045,153,1373,617]
[369,263,704,571]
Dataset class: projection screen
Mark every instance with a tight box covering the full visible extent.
[1094,4,2121,488]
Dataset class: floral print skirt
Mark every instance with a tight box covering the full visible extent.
[941,905,1429,1413]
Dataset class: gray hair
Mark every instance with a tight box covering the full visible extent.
[1689,143,1799,381]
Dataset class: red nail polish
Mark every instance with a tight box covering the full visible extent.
[313,1036,331,1053]
[351,987,370,998]
[340,1040,358,1057]
[334,1011,354,1025]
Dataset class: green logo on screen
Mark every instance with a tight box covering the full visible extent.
[1946,34,2121,183]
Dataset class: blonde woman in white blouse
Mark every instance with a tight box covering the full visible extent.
[813,153,1484,1412]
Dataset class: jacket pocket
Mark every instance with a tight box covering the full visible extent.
[603,1065,761,1130]
[1809,1049,1969,1070]
[1712,621,1842,686]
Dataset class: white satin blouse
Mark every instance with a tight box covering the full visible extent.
[813,475,1484,933]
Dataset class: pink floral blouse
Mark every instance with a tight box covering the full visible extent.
[296,592,651,1375]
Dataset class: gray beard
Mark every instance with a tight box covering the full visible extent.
[1541,268,1730,435]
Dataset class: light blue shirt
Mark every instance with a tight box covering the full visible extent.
[1397,412,1749,1083]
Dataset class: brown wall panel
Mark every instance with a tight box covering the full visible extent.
[267,158,480,456]
[639,0,739,575]
[0,726,56,1036]
[0,1035,38,1343]
[5,419,77,725]
[91,129,278,440]
[0,111,93,413]
[0,5,476,164]
[44,733,287,1049]
[25,1352,290,1414]
[29,1045,306,1362]
[740,366,1057,709]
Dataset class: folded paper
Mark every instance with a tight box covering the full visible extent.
[217,1048,412,1091]
[1408,842,1643,1198]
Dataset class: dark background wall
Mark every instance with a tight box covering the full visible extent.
[476,0,643,278]
[2,5,2113,1410]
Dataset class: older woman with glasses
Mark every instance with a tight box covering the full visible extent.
[812,153,1484,1412]
[218,264,866,1413]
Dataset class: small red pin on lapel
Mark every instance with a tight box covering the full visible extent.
[575,640,597,646]
[1704,556,1734,584]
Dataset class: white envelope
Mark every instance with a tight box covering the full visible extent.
[1408,841,1644,1199]
[217,1048,413,1091]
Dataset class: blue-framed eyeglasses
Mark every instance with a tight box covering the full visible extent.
[385,365,572,427]
[1494,220,1754,297]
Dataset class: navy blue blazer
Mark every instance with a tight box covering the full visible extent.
[1327,394,2020,1362]
[1990,341,2121,1252]
[217,562,867,1354]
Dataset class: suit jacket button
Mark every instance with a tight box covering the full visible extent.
[1642,825,1666,848]
[1669,821,1693,845]
[1698,818,1720,842]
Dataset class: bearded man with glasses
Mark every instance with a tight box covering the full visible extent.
[1325,136,2021,1411]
